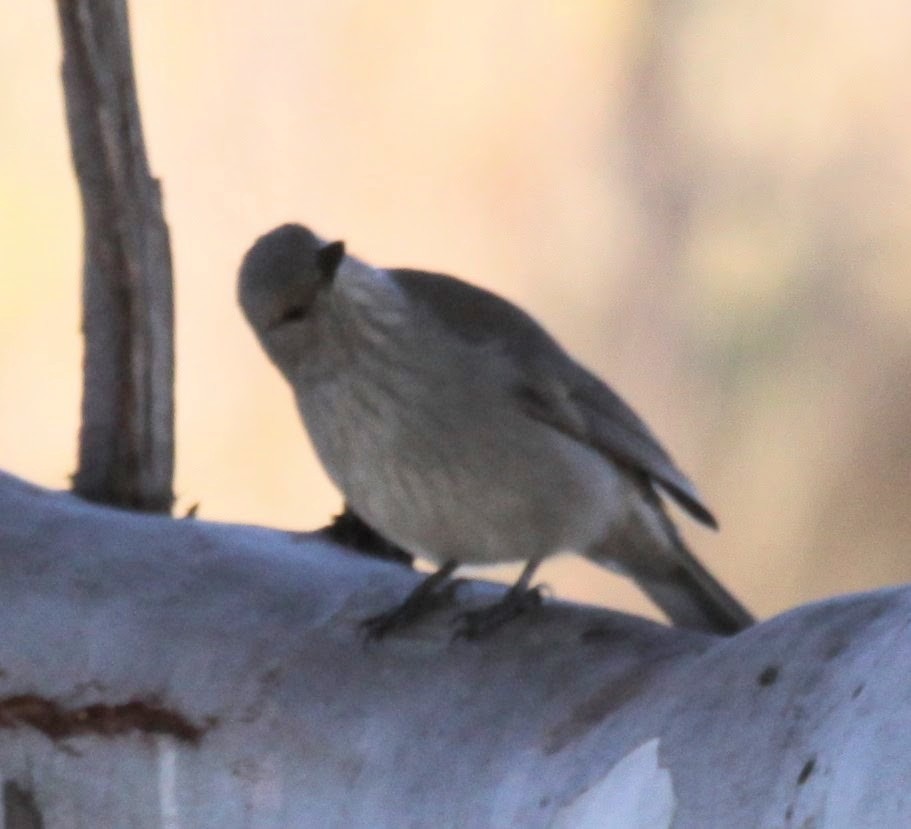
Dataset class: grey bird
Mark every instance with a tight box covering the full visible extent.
[238,224,753,637]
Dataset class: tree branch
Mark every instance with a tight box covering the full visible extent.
[57,0,174,512]
[0,469,907,827]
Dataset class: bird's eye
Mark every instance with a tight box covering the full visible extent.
[272,305,307,328]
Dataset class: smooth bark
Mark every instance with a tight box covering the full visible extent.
[0,470,908,828]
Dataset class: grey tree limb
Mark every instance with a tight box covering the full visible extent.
[0,468,907,828]
[57,0,174,512]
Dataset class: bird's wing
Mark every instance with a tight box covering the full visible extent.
[388,268,716,527]
[517,362,717,528]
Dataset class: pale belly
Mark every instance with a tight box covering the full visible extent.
[297,374,627,566]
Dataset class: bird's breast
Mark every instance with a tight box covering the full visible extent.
[294,349,628,565]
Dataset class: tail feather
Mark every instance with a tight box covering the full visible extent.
[633,549,754,635]
[590,501,754,636]
[642,508,753,635]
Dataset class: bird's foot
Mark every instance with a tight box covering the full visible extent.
[455,585,543,640]
[362,569,463,640]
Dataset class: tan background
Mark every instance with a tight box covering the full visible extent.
[2,2,910,623]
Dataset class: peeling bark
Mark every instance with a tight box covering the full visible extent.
[0,695,210,744]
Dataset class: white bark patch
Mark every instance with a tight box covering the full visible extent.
[156,737,181,829]
[553,739,674,828]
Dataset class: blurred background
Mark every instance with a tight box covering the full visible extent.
[2,1,909,623]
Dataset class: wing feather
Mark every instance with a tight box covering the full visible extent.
[388,267,716,527]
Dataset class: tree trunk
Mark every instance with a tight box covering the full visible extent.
[57,0,174,512]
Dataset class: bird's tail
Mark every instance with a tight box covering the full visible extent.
[633,543,754,635]
[589,505,754,636]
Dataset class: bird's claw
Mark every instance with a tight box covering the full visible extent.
[454,586,543,641]
[361,578,464,641]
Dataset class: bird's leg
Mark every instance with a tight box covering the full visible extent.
[456,558,544,640]
[362,559,461,640]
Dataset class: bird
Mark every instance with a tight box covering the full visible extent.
[238,223,753,638]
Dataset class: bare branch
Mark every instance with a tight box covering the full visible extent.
[0,469,908,827]
[57,0,174,512]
